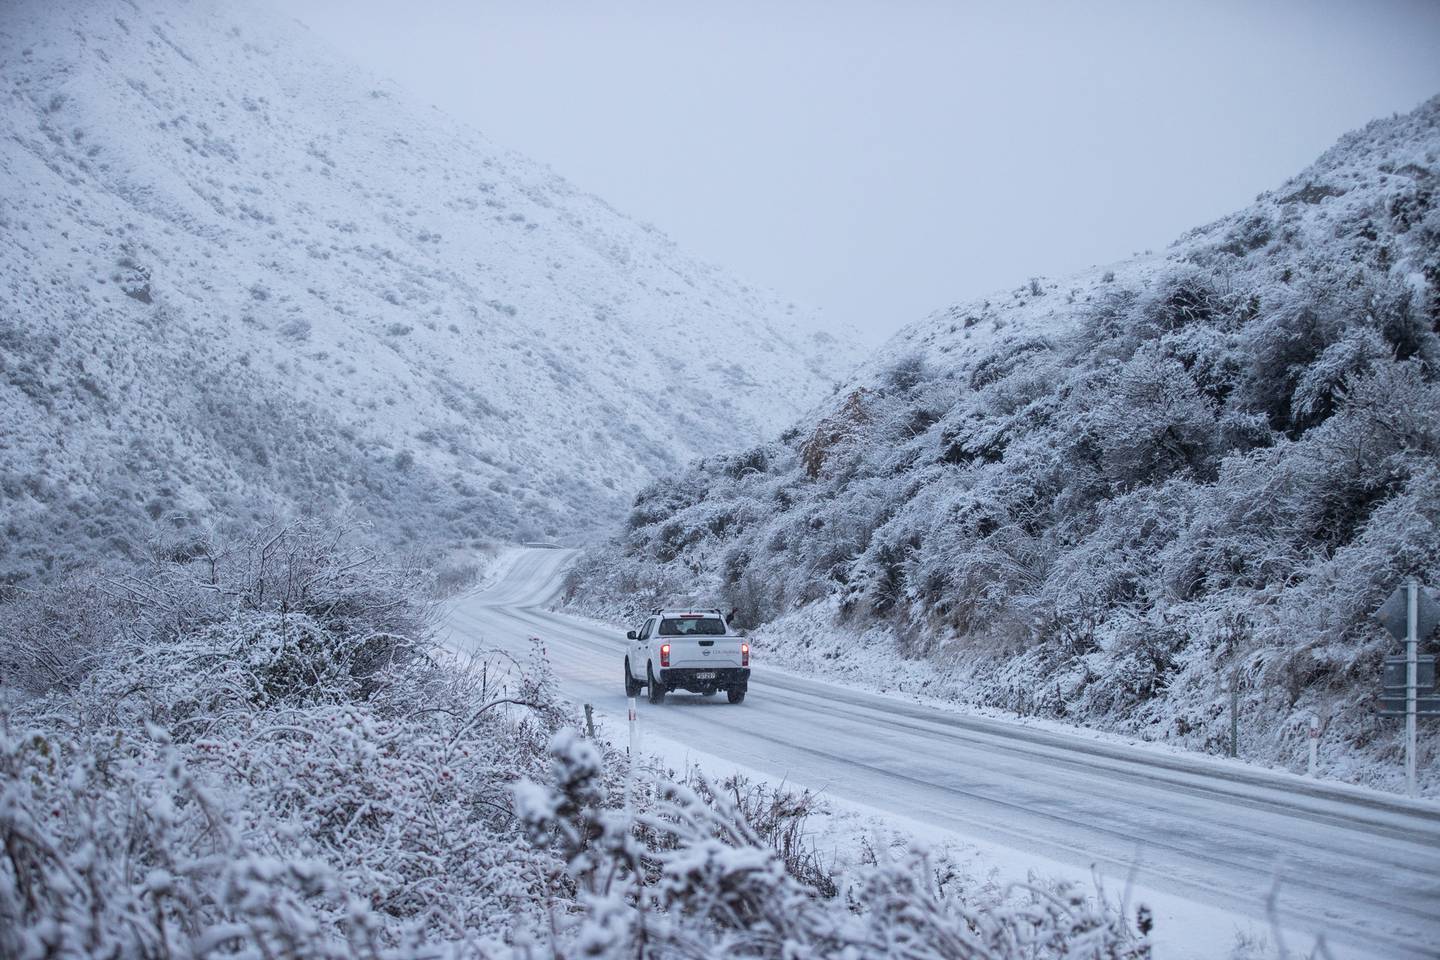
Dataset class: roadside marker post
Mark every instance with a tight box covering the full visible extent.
[1307,714,1319,778]
[627,696,638,770]
[1229,669,1239,759]
[622,697,639,815]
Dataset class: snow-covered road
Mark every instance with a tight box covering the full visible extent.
[446,549,1440,960]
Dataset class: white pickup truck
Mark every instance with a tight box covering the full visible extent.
[623,608,750,704]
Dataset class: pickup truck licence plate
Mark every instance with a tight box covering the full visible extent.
[695,672,715,680]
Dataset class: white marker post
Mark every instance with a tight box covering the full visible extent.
[1229,668,1239,759]
[627,696,638,771]
[1406,579,1419,798]
[1307,714,1319,778]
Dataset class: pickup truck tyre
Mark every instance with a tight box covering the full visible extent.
[624,658,643,697]
[647,663,666,704]
[727,687,746,705]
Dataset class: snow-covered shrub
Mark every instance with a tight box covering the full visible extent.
[0,522,566,958]
[0,576,123,696]
[431,556,485,597]
[512,731,1154,959]
[113,253,152,303]
[278,316,312,340]
[686,770,836,897]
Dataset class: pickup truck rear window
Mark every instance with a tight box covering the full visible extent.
[659,617,726,636]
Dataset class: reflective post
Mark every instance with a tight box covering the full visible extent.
[628,696,638,771]
[1307,714,1319,778]
[1229,668,1238,759]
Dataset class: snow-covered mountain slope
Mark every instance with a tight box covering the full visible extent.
[566,96,1440,793]
[0,0,855,581]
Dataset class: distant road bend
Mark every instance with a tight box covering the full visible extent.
[447,549,1440,960]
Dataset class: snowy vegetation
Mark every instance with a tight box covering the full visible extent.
[0,0,856,584]
[1,522,1154,958]
[566,97,1440,794]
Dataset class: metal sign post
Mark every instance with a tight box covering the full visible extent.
[1406,581,1418,797]
[1375,580,1440,798]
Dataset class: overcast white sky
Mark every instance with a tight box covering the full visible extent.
[287,0,1440,343]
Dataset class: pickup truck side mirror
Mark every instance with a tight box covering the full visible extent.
[626,630,638,640]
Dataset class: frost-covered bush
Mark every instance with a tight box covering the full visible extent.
[512,731,1154,959]
[0,523,566,957]
[0,575,123,696]
[431,556,487,598]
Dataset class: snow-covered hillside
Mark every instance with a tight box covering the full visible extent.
[0,0,855,581]
[566,96,1440,793]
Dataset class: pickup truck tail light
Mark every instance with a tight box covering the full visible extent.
[741,642,750,667]
[660,643,670,668]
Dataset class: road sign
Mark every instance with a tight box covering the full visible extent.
[1383,655,1437,691]
[1380,654,1439,717]
[1379,694,1440,717]
[1377,584,1440,643]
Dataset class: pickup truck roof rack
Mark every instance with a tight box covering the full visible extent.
[651,606,725,616]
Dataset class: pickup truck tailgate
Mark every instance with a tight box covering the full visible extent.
[667,637,743,668]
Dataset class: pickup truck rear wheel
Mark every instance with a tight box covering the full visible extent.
[624,658,643,697]
[647,663,666,704]
[727,687,746,705]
